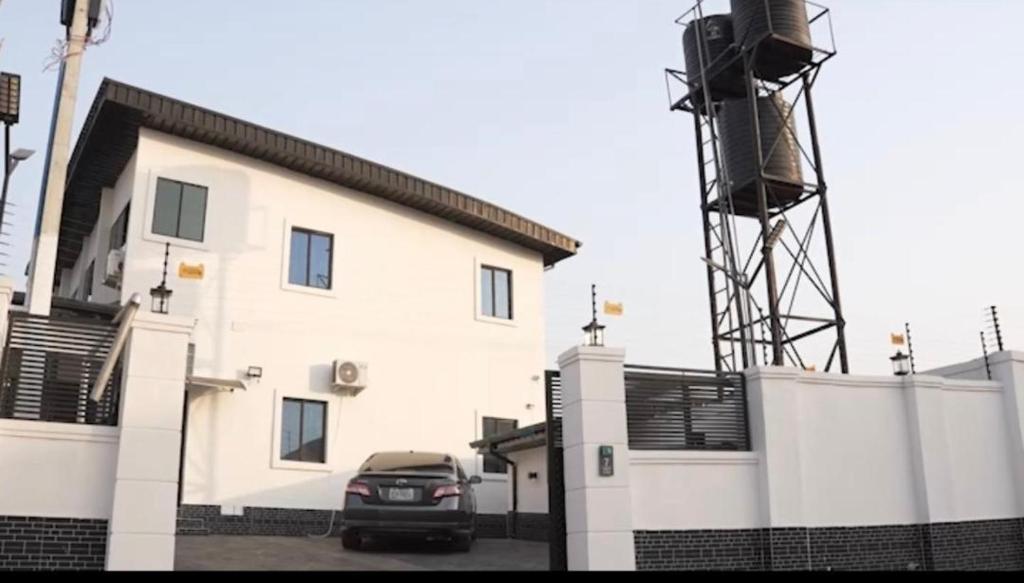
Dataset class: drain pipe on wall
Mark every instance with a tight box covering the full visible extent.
[489,448,518,539]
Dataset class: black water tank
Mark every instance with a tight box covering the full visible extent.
[682,15,745,103]
[731,0,813,81]
[719,93,804,213]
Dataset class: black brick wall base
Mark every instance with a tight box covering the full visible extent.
[636,518,1024,571]
[177,506,547,542]
[509,512,550,542]
[0,516,108,571]
[177,504,340,537]
[475,514,508,539]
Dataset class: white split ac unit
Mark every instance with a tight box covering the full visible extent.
[104,248,125,288]
[332,360,368,394]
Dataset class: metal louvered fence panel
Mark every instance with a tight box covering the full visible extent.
[0,313,122,426]
[625,365,749,451]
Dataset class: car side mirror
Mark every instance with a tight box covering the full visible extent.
[469,475,483,485]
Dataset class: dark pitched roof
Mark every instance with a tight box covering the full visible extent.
[58,78,580,274]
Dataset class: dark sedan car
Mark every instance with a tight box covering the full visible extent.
[341,451,482,551]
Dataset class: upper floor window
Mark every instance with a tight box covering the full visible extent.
[280,398,326,464]
[81,262,94,302]
[109,203,130,251]
[480,266,512,320]
[289,227,333,290]
[152,178,207,242]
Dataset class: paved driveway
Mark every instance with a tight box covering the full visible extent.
[175,536,548,571]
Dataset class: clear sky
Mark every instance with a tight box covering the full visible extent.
[1,1,1021,374]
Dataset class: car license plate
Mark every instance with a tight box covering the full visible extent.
[388,488,415,502]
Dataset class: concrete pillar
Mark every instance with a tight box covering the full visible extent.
[105,312,194,571]
[987,352,1024,517]
[745,366,804,528]
[902,375,956,524]
[558,346,635,571]
[0,276,14,348]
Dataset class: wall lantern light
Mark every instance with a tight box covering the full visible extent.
[890,351,911,377]
[150,243,173,314]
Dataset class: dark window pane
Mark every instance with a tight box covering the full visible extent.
[289,230,309,286]
[109,204,130,251]
[309,233,332,290]
[178,184,208,242]
[281,400,302,461]
[482,416,518,474]
[152,179,181,237]
[481,268,494,317]
[494,269,511,320]
[83,263,94,300]
[302,401,326,463]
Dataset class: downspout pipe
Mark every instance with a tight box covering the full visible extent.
[489,448,517,539]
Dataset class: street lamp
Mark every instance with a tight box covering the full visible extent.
[0,73,21,125]
[1,73,26,243]
[890,351,911,377]
[8,149,34,173]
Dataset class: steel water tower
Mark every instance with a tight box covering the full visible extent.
[667,0,849,373]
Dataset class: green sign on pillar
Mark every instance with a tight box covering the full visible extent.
[598,445,614,477]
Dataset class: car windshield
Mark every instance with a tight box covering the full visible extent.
[360,452,455,474]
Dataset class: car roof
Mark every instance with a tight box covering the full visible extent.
[359,451,457,472]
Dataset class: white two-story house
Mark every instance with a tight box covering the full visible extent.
[51,78,579,536]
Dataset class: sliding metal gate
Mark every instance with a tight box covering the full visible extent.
[545,370,567,571]
[0,312,122,426]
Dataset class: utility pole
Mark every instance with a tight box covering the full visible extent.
[25,0,92,315]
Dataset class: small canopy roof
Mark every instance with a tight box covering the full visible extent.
[470,422,547,455]
[186,376,247,392]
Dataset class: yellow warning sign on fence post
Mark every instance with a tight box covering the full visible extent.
[604,302,624,317]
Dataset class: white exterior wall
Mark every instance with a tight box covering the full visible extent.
[62,153,136,305]
[63,128,550,515]
[0,419,119,520]
[629,451,760,530]
[508,446,549,514]
[625,368,1022,533]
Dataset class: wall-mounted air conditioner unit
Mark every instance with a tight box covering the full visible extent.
[104,248,125,288]
[332,360,368,395]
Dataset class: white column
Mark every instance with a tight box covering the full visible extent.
[0,276,14,348]
[987,352,1024,517]
[105,312,194,571]
[745,366,804,528]
[902,375,956,523]
[558,346,635,571]
[26,0,91,315]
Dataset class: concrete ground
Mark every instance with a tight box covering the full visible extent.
[175,535,549,571]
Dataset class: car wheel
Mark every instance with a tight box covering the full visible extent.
[341,530,362,551]
[453,534,472,553]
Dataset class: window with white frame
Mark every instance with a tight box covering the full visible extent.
[152,177,208,242]
[480,265,513,320]
[280,398,327,464]
[288,227,333,290]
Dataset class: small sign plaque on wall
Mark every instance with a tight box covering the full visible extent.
[179,263,205,280]
[598,445,614,477]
